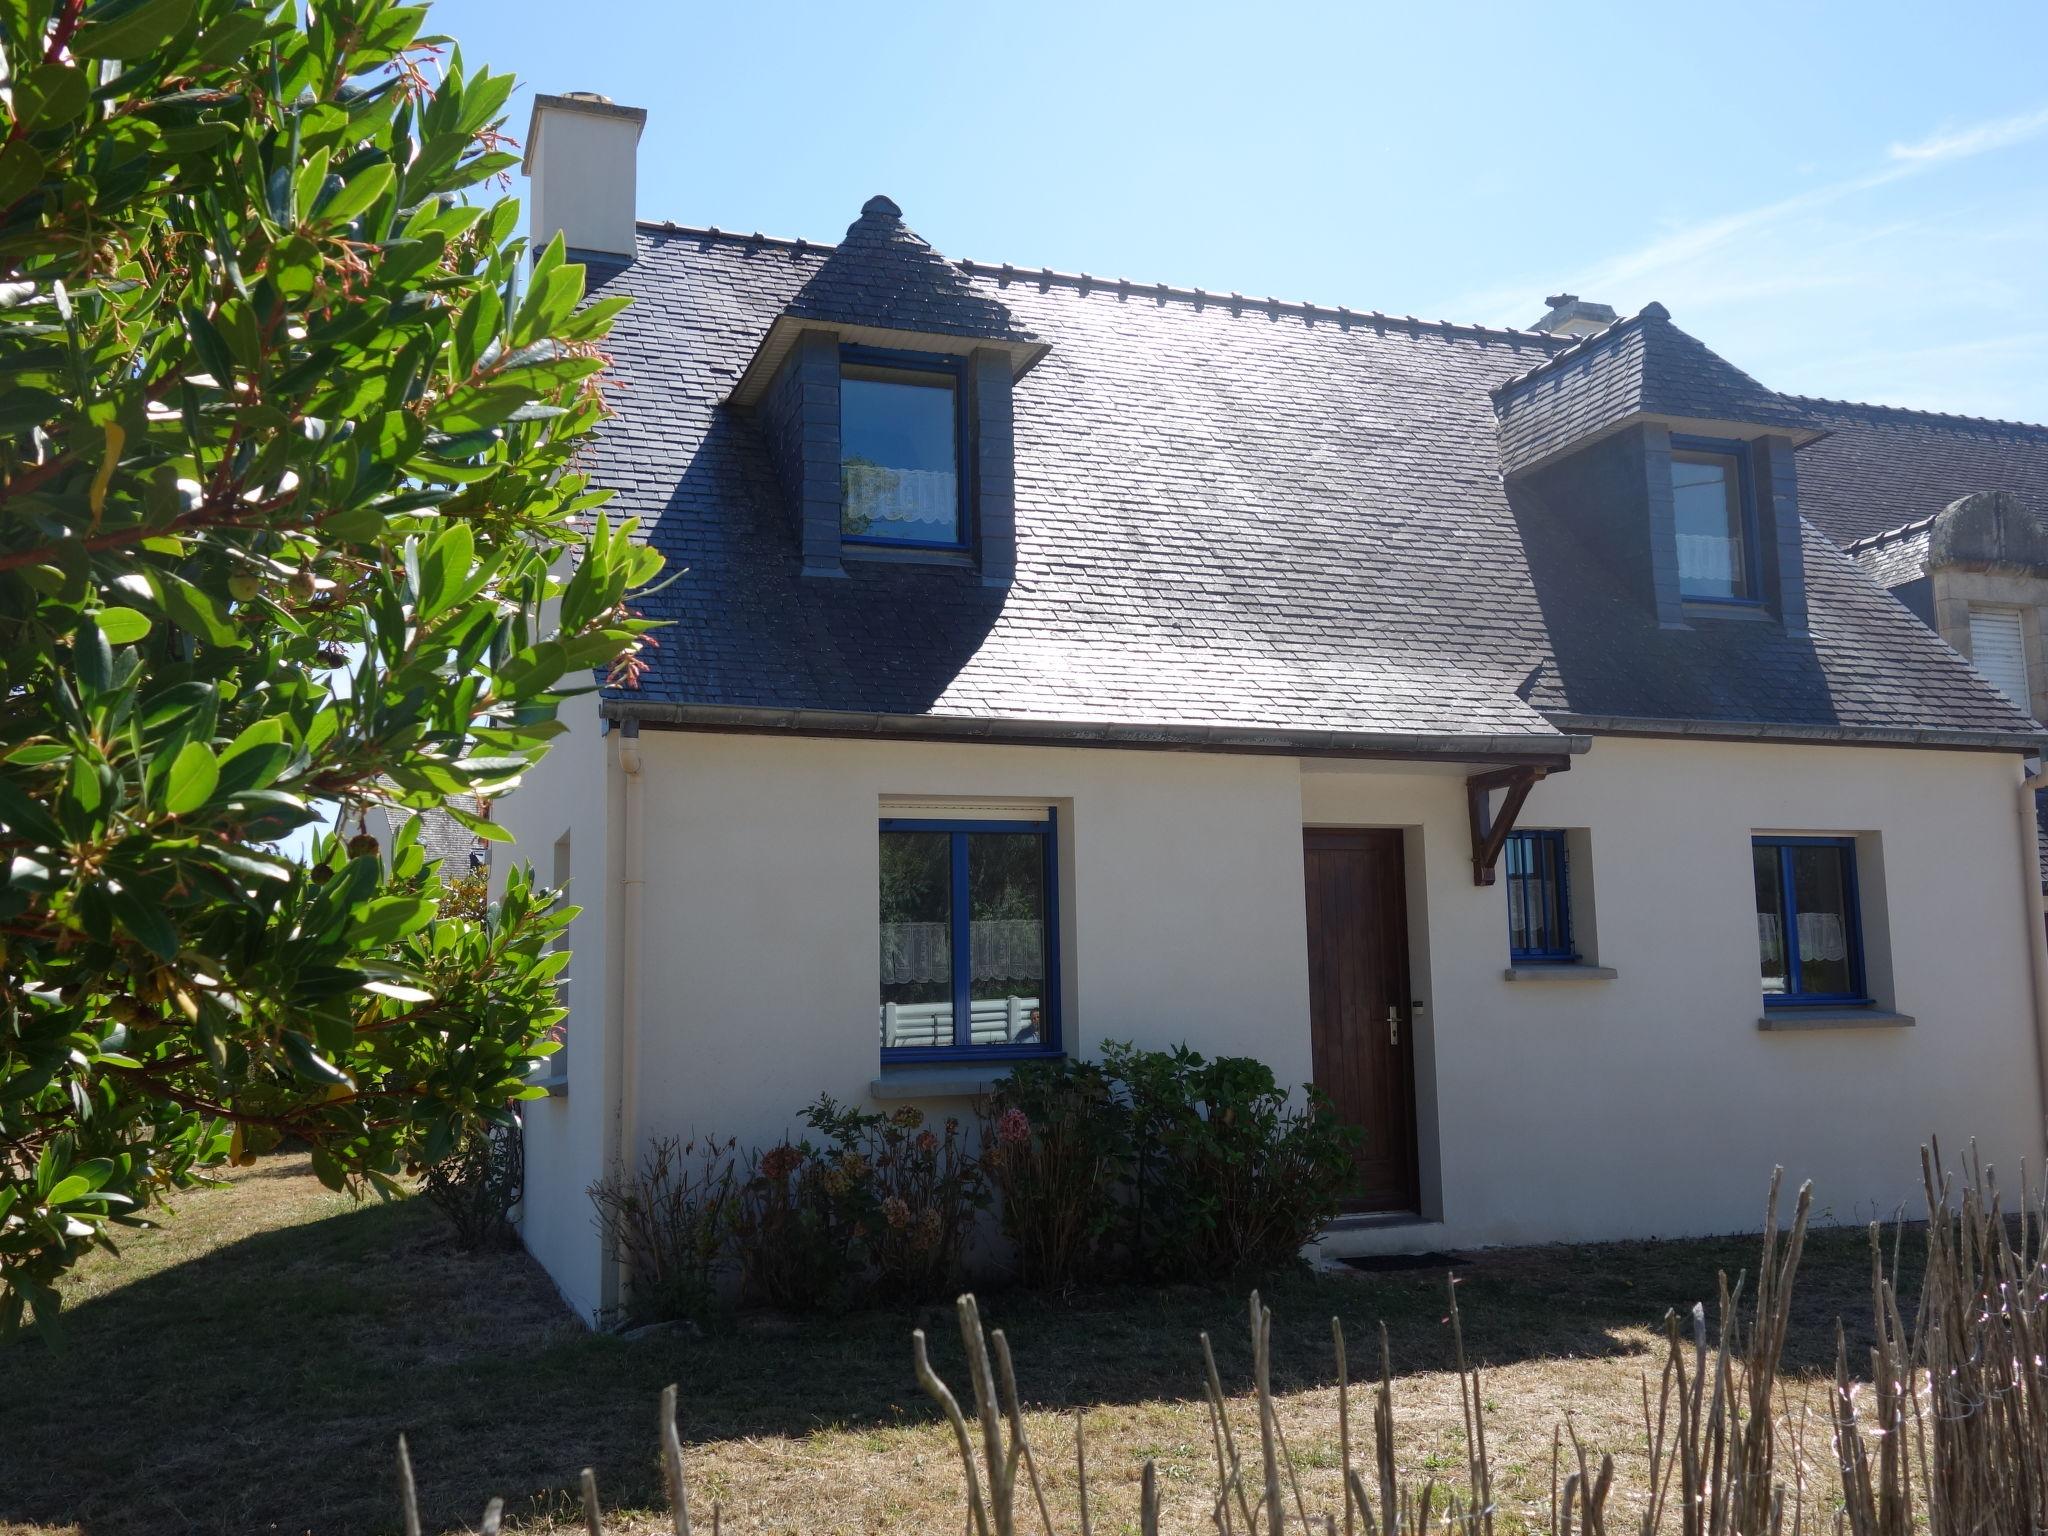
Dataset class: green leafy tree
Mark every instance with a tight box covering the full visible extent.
[0,0,661,1332]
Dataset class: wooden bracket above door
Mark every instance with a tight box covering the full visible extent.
[1466,763,1566,886]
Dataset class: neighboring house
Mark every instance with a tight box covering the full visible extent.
[342,792,491,881]
[498,92,2048,1323]
[1794,416,2048,891]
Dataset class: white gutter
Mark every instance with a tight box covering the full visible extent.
[2020,762,2048,1150]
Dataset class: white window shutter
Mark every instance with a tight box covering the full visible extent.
[1969,607,2032,714]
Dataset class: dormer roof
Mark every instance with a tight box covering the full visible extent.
[1493,303,1828,474]
[729,196,1048,407]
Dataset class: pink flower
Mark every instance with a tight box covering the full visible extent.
[997,1107,1031,1147]
[915,1129,939,1155]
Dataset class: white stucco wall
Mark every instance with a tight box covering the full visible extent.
[489,687,615,1321]
[621,732,1316,1160]
[510,725,2046,1307]
[1303,738,2044,1251]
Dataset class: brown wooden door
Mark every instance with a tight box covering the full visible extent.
[1303,829,1419,1213]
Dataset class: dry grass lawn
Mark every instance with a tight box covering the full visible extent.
[0,1154,1902,1535]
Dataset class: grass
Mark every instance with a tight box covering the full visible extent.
[0,1154,1906,1536]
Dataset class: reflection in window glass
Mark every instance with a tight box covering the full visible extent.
[877,819,1057,1056]
[1505,830,1574,962]
[968,833,1046,1045]
[879,832,952,1048]
[1672,448,1752,601]
[1753,837,1863,1003]
[841,365,960,546]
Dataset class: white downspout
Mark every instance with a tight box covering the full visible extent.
[2020,761,2048,1149]
[600,719,644,1318]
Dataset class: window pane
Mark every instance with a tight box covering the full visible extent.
[1672,450,1750,600]
[967,833,1047,1047]
[842,368,959,545]
[1786,845,1856,997]
[1753,844,1789,995]
[1506,833,1570,959]
[879,832,953,1048]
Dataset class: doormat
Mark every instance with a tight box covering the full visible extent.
[1338,1251,1467,1274]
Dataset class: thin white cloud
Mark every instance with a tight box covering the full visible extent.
[1887,103,2048,165]
[1440,99,2048,326]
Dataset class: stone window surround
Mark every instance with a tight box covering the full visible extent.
[1932,568,2048,722]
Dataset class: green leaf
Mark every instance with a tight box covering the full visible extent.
[317,161,394,225]
[93,608,151,646]
[157,575,240,647]
[105,885,178,959]
[72,0,195,58]
[278,1031,352,1087]
[162,740,219,815]
[0,143,45,209]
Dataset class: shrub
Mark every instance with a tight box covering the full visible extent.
[1102,1041,1360,1280]
[0,0,663,1332]
[979,1059,1129,1290]
[811,1100,987,1303]
[587,1135,737,1325]
[726,1108,871,1312]
[422,1121,525,1251]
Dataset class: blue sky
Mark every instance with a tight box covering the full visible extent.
[429,1,2048,422]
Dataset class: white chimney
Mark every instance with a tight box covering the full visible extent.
[522,92,647,259]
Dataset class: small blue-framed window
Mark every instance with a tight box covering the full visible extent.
[1670,434,1761,605]
[840,345,969,552]
[1505,829,1576,964]
[1752,836,1868,1006]
[878,813,1060,1062]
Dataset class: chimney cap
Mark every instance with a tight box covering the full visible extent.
[523,92,648,175]
[861,194,903,220]
[1531,292,1619,337]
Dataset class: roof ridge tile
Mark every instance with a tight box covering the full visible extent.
[633,220,1576,348]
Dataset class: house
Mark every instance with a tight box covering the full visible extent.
[496,92,2048,1323]
[1795,416,2048,891]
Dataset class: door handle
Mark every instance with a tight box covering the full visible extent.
[1387,1005,1400,1047]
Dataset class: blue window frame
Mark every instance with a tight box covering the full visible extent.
[840,345,969,552]
[1505,829,1576,963]
[1670,434,1762,605]
[878,813,1060,1062]
[1752,836,1867,1006]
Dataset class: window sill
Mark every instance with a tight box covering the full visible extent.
[1682,600,1773,623]
[842,544,976,569]
[1756,1007,1914,1032]
[1504,963,1618,983]
[870,1066,1019,1101]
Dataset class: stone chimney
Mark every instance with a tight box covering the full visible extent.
[523,92,647,260]
[1531,292,1618,338]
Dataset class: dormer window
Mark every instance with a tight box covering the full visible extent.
[1671,436,1760,604]
[840,348,965,550]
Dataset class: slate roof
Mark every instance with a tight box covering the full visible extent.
[581,206,2046,757]
[1796,401,2048,548]
[1845,518,1934,592]
[1493,304,1827,473]
[781,195,1040,347]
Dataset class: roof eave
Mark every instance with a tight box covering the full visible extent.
[1546,710,2048,755]
[1501,410,1829,479]
[728,313,1050,409]
[600,699,1589,764]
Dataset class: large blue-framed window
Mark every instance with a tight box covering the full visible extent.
[1670,435,1761,605]
[840,345,968,551]
[1752,836,1867,1006]
[1505,829,1576,963]
[879,814,1060,1061]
